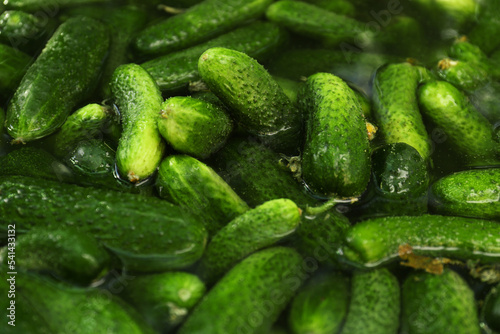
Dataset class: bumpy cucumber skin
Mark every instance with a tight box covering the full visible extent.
[0,10,46,50]
[178,247,307,334]
[288,272,349,334]
[418,80,499,164]
[119,272,206,332]
[448,40,500,80]
[110,63,166,183]
[341,269,400,334]
[141,21,286,94]
[435,58,489,92]
[0,272,156,334]
[401,269,480,334]
[156,155,250,235]
[266,1,366,47]
[158,96,233,159]
[199,198,301,283]
[299,72,371,197]
[343,215,500,267]
[209,137,316,208]
[3,0,107,11]
[199,47,302,153]
[51,103,110,158]
[5,227,109,286]
[0,43,31,94]
[0,176,207,273]
[430,168,500,220]
[468,0,500,55]
[134,0,273,56]
[372,63,432,161]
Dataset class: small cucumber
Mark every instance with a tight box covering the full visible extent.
[133,0,273,56]
[199,47,302,153]
[430,168,500,220]
[401,269,480,334]
[0,43,31,95]
[342,215,500,268]
[158,96,233,159]
[50,103,112,159]
[435,58,490,92]
[209,137,316,208]
[156,154,250,235]
[0,175,208,273]
[372,62,432,161]
[448,39,500,80]
[410,0,477,31]
[3,226,109,286]
[288,272,349,334]
[110,63,166,183]
[118,272,206,333]
[483,283,500,332]
[468,0,500,55]
[141,21,286,94]
[341,269,400,334]
[0,10,53,53]
[418,80,499,165]
[5,16,109,143]
[178,247,308,334]
[266,1,369,48]
[2,0,108,11]
[299,72,371,197]
[199,198,301,283]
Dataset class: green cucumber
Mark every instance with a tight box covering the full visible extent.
[0,10,53,53]
[2,0,108,11]
[265,1,370,48]
[435,58,490,92]
[468,0,500,55]
[50,103,112,159]
[209,137,316,208]
[299,72,371,197]
[418,80,499,165]
[199,47,302,153]
[341,269,400,334]
[401,269,480,334]
[288,272,349,334]
[5,16,109,143]
[342,215,500,268]
[133,0,273,56]
[178,247,308,334]
[483,283,500,332]
[430,168,500,220]
[448,39,500,80]
[0,175,207,273]
[2,226,109,286]
[0,146,74,182]
[158,96,233,159]
[118,272,206,333]
[296,0,355,16]
[0,272,156,334]
[156,154,250,235]
[110,63,166,183]
[141,21,286,94]
[410,0,477,31]
[199,198,301,283]
[0,43,31,95]
[372,62,432,161]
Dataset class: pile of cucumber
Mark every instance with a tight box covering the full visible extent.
[0,0,499,333]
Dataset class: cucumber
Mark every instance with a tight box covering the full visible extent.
[430,168,500,220]
[0,272,156,334]
[0,43,31,95]
[0,10,53,53]
[265,1,370,48]
[2,226,109,286]
[199,198,301,283]
[156,154,250,235]
[0,175,208,273]
[435,58,490,92]
[208,137,316,208]
[401,269,480,334]
[158,96,233,159]
[110,63,166,183]
[372,62,432,161]
[468,0,500,55]
[133,0,273,56]
[299,72,371,197]
[296,0,355,16]
[0,146,74,182]
[118,272,206,333]
[448,39,500,80]
[2,0,108,11]
[177,247,308,334]
[272,76,302,105]
[198,47,302,153]
[483,283,500,332]
[342,215,500,268]
[341,269,400,334]
[50,103,112,159]
[418,80,499,165]
[288,272,349,334]
[5,16,109,143]
[141,21,286,94]
[410,0,477,31]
